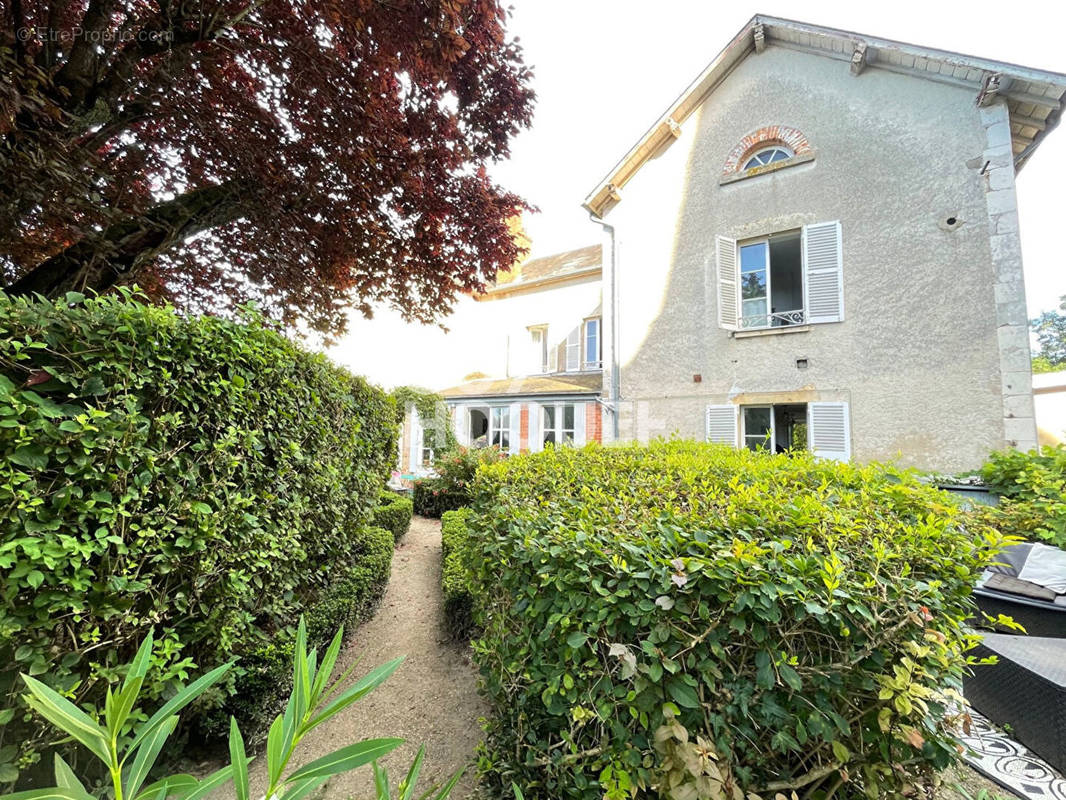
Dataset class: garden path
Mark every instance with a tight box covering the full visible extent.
[240,516,487,800]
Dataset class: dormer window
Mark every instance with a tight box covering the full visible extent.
[742,146,794,170]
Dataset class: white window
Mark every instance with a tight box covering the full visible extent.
[583,318,601,369]
[743,146,794,170]
[716,221,843,331]
[538,402,586,450]
[543,403,576,446]
[529,326,548,374]
[489,406,510,451]
[707,402,850,461]
[565,327,580,371]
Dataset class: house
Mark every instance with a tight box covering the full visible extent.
[1034,371,1066,445]
[581,15,1066,473]
[398,245,605,474]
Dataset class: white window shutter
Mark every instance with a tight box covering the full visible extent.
[808,402,851,461]
[452,405,468,447]
[716,236,739,331]
[802,221,844,324]
[705,404,738,447]
[565,327,580,371]
[574,403,586,446]
[509,402,522,455]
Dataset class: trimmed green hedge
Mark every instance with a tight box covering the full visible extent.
[215,525,394,736]
[440,509,474,639]
[373,490,414,542]
[461,442,1004,799]
[0,291,397,785]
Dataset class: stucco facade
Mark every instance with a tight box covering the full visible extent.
[588,21,1064,473]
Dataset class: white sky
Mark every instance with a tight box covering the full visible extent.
[330,0,1066,389]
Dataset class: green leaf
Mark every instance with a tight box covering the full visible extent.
[0,788,94,800]
[305,657,403,732]
[565,632,587,649]
[133,774,197,800]
[278,778,327,800]
[229,717,250,800]
[0,709,15,725]
[130,662,232,752]
[20,674,110,764]
[779,664,803,692]
[9,447,48,470]
[53,753,87,794]
[398,745,425,800]
[666,678,700,709]
[266,714,285,788]
[189,502,212,515]
[286,738,404,782]
[174,763,241,800]
[310,627,344,707]
[427,768,466,800]
[124,715,178,800]
[755,651,774,690]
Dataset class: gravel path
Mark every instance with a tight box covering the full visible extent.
[240,516,487,799]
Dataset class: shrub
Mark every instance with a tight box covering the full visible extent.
[440,509,475,639]
[462,442,1004,800]
[412,445,505,518]
[0,291,397,786]
[373,491,414,542]
[216,525,394,736]
[1,618,462,800]
[977,445,1066,547]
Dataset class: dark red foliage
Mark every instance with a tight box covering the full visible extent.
[0,0,534,333]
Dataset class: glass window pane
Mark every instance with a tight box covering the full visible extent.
[543,405,555,429]
[543,431,556,446]
[769,148,789,163]
[741,270,766,300]
[563,404,574,430]
[500,432,509,450]
[740,243,767,272]
[562,431,574,445]
[744,407,772,434]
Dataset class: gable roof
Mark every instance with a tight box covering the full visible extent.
[484,244,601,297]
[583,15,1066,217]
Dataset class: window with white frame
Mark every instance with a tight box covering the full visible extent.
[583,318,601,369]
[705,401,851,461]
[742,145,794,170]
[565,328,580,371]
[529,325,549,374]
[716,221,843,332]
[542,403,576,447]
[489,406,510,451]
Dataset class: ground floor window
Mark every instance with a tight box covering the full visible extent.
[741,403,808,453]
[542,403,576,447]
[490,406,510,451]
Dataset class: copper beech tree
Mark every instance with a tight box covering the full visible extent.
[0,0,534,333]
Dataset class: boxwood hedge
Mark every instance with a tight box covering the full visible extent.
[461,441,1005,800]
[441,508,475,638]
[373,490,414,542]
[0,291,397,785]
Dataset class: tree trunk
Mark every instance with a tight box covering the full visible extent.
[4,181,250,298]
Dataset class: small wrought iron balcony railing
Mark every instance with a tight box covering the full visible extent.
[740,309,807,330]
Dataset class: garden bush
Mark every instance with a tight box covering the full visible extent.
[440,509,475,639]
[412,445,505,518]
[0,291,397,786]
[461,441,1005,800]
[976,445,1066,547]
[373,490,414,542]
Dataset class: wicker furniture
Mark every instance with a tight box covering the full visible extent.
[965,633,1066,774]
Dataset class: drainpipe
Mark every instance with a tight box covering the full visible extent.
[588,211,620,440]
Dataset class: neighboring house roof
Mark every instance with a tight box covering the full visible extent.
[440,373,602,399]
[1034,370,1066,393]
[584,14,1066,217]
[483,244,601,298]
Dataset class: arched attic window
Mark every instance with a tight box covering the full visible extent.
[721,126,813,182]
[742,145,794,170]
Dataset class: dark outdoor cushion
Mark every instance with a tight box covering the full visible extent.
[983,573,1058,602]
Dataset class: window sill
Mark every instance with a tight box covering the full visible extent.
[732,325,810,339]
[719,151,816,186]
